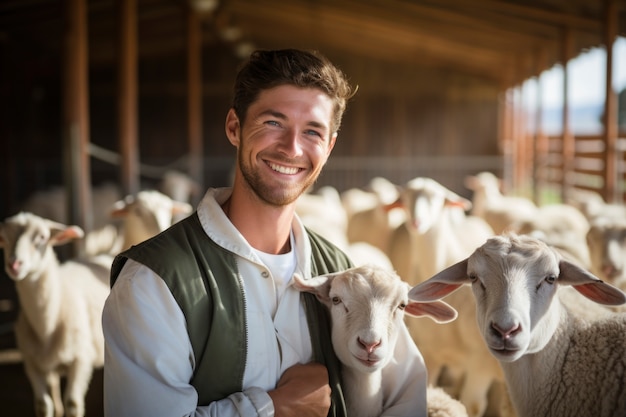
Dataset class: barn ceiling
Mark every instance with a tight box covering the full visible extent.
[1,0,625,88]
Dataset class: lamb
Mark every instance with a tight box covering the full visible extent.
[342,177,406,254]
[509,203,591,268]
[409,233,626,417]
[464,172,537,234]
[386,177,501,417]
[390,176,494,284]
[0,212,111,417]
[586,215,626,293]
[110,189,193,251]
[292,264,466,417]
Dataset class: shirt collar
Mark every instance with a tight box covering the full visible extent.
[196,187,312,279]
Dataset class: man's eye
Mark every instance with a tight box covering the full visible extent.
[266,120,280,127]
[304,129,322,137]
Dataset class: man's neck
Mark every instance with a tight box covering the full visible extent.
[224,189,295,254]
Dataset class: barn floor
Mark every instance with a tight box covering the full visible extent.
[0,276,104,417]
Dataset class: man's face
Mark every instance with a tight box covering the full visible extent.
[226,85,337,206]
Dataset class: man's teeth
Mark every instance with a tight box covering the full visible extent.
[269,163,299,174]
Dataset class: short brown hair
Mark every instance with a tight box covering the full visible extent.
[232,49,356,134]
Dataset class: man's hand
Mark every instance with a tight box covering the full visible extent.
[268,363,332,417]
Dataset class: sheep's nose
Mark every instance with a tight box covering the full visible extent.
[490,322,521,340]
[357,337,381,354]
[602,264,619,278]
[9,259,22,275]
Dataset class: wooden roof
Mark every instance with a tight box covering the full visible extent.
[1,0,625,89]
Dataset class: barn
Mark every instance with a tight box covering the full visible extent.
[1,0,626,415]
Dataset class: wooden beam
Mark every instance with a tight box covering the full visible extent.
[63,0,92,254]
[602,0,619,202]
[434,0,602,32]
[561,27,575,202]
[187,9,204,200]
[118,0,140,196]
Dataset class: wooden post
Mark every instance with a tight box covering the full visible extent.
[118,0,140,196]
[63,0,92,256]
[561,27,575,203]
[533,48,548,204]
[602,0,618,202]
[187,10,204,203]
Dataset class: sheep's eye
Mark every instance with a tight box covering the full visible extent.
[469,273,479,283]
[331,296,341,305]
[545,275,557,285]
[398,303,406,310]
[32,233,46,248]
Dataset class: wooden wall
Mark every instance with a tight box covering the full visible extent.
[1,33,503,221]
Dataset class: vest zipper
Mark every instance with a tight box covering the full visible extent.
[233,257,248,389]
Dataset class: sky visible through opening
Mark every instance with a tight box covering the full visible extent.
[522,36,626,135]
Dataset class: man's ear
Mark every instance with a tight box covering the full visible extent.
[225,108,241,147]
[326,132,337,156]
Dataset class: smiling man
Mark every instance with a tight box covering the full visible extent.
[102,49,427,417]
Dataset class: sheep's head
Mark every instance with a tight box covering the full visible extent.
[398,177,471,233]
[293,264,457,374]
[111,190,193,248]
[586,217,626,286]
[409,234,626,363]
[0,212,84,281]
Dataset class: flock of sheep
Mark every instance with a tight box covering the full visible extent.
[1,169,626,417]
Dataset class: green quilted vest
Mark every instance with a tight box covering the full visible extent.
[110,212,351,416]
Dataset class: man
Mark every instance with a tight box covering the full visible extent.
[102,48,427,416]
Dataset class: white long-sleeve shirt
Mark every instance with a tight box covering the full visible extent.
[102,187,428,416]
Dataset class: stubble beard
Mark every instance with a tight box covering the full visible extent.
[238,149,321,207]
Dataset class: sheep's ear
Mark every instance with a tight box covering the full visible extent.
[172,201,193,215]
[405,300,458,323]
[442,188,472,211]
[409,259,470,302]
[110,196,134,218]
[47,221,84,247]
[292,273,335,304]
[382,197,403,212]
[558,260,626,306]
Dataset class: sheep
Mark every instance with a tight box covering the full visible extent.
[295,186,396,270]
[386,177,501,417]
[586,215,626,293]
[110,189,193,251]
[158,169,201,205]
[292,264,466,417]
[0,212,111,417]
[296,185,349,249]
[409,233,626,417]
[464,172,537,234]
[342,177,406,254]
[19,182,125,257]
[390,176,494,285]
[509,203,591,268]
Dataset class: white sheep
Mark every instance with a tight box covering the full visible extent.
[509,203,591,268]
[0,212,111,417]
[409,233,626,417]
[292,264,466,417]
[387,177,501,417]
[342,177,406,254]
[110,189,193,251]
[158,169,202,205]
[464,172,537,234]
[586,215,626,293]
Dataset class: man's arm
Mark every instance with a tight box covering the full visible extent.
[102,260,273,417]
[269,363,332,417]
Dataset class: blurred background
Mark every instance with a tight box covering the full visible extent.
[1,1,626,416]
